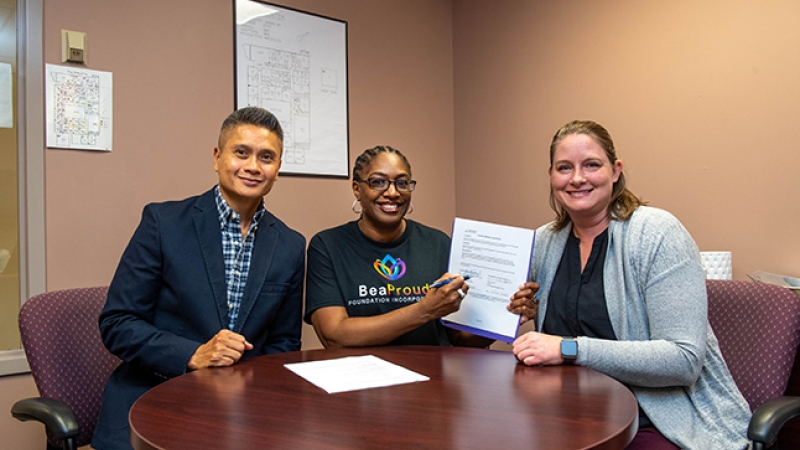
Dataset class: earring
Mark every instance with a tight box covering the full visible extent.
[352,199,363,214]
[406,203,414,215]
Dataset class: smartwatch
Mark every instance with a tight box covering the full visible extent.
[561,337,578,364]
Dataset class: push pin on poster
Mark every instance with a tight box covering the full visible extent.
[62,30,86,64]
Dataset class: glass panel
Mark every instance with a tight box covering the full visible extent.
[0,0,18,351]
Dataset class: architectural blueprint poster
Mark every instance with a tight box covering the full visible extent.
[45,64,112,151]
[235,0,349,177]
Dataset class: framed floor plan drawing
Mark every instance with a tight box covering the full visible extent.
[45,64,113,152]
[235,0,349,177]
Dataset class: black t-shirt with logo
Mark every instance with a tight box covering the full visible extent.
[305,220,451,346]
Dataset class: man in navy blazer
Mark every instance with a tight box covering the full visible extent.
[92,107,305,449]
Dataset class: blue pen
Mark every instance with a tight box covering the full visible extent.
[430,275,470,289]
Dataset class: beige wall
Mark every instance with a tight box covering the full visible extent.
[4,0,455,448]
[42,0,456,337]
[1,374,45,448]
[453,0,800,280]
[7,0,800,447]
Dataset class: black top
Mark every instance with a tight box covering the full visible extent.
[304,220,452,346]
[541,228,653,428]
[542,229,616,340]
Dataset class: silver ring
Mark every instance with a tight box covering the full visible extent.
[457,288,466,298]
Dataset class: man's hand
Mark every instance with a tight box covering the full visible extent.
[188,329,253,370]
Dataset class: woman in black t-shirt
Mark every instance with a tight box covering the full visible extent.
[304,145,538,348]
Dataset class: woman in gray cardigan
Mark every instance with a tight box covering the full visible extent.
[513,120,750,450]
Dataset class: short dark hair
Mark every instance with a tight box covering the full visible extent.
[548,120,645,230]
[352,145,412,181]
[218,106,284,149]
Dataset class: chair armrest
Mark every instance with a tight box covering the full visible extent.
[748,396,800,446]
[10,397,79,440]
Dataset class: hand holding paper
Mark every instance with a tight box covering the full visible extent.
[441,218,536,343]
[507,281,540,324]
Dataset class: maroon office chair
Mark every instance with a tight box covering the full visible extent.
[11,286,120,450]
[706,279,800,450]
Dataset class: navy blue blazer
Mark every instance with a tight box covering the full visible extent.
[92,188,305,449]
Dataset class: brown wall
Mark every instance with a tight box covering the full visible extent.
[6,0,455,447]
[453,0,800,281]
[0,374,43,448]
[42,0,457,345]
[7,0,800,446]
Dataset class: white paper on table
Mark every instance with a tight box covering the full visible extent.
[441,218,535,343]
[284,355,429,394]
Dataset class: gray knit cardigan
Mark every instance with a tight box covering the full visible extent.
[532,206,750,450]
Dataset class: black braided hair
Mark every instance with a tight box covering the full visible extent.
[352,145,412,181]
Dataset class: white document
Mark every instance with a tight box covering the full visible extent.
[0,62,13,128]
[441,218,535,343]
[284,355,429,394]
[45,64,113,151]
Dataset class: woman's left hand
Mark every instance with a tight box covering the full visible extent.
[512,331,564,366]
[507,281,540,324]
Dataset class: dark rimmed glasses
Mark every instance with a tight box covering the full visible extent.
[356,177,417,192]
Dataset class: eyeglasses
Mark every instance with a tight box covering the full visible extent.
[356,178,417,192]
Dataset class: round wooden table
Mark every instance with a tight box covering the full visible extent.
[130,346,638,449]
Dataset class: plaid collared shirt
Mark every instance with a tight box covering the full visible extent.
[214,185,266,330]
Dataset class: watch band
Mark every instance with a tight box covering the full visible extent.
[561,337,578,364]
